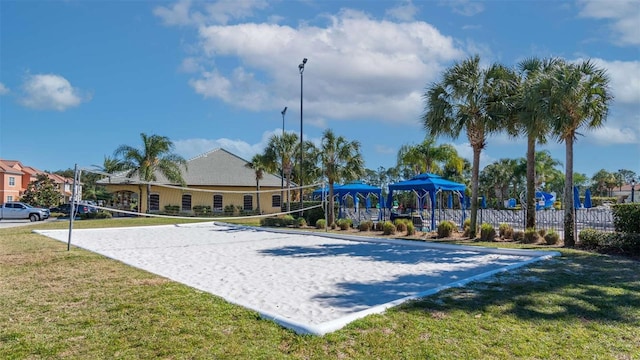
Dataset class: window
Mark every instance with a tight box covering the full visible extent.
[243,194,253,211]
[213,194,223,212]
[6,196,13,202]
[272,194,281,208]
[181,194,192,211]
[9,177,15,186]
[150,194,160,211]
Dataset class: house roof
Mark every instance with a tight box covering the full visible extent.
[0,160,24,175]
[98,148,283,188]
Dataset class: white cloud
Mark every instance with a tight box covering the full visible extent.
[153,0,194,26]
[442,0,485,17]
[179,57,203,73]
[375,144,396,154]
[154,0,268,26]
[189,9,463,124]
[20,74,88,111]
[578,0,640,46]
[451,142,494,169]
[0,82,9,95]
[174,128,281,161]
[385,0,419,22]
[589,58,640,104]
[587,125,637,145]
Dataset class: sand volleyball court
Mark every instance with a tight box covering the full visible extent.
[36,223,559,335]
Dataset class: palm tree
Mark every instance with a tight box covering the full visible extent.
[264,132,298,212]
[319,129,364,225]
[246,153,268,214]
[514,57,560,229]
[114,133,187,213]
[543,59,612,246]
[534,150,563,189]
[423,55,518,238]
[396,137,464,177]
[295,140,321,202]
[479,158,520,208]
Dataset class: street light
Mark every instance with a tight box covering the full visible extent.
[632,179,636,203]
[280,106,287,209]
[298,57,307,216]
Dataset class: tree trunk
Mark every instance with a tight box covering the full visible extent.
[286,166,291,212]
[328,181,335,225]
[469,146,481,239]
[525,135,536,229]
[564,138,576,247]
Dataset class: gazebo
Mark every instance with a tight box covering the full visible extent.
[387,173,466,230]
[313,181,383,220]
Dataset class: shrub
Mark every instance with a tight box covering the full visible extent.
[382,221,396,235]
[374,221,383,231]
[330,222,337,230]
[462,218,478,238]
[165,205,180,215]
[437,220,455,238]
[612,203,640,234]
[316,219,327,229]
[282,215,295,226]
[522,228,540,244]
[498,223,509,237]
[513,230,525,242]
[479,223,496,242]
[81,211,112,219]
[304,206,325,228]
[260,217,295,227]
[544,229,560,245]
[337,218,352,230]
[578,228,604,249]
[295,217,307,228]
[406,222,416,236]
[498,223,514,239]
[579,228,640,256]
[537,229,547,238]
[223,205,236,216]
[193,205,212,216]
[394,219,408,233]
[359,221,373,231]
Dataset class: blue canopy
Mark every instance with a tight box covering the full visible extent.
[573,186,581,209]
[312,181,382,206]
[387,173,466,230]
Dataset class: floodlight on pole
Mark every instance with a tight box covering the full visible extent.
[280,106,287,209]
[298,57,307,216]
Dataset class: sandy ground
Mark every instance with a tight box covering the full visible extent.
[35,222,559,335]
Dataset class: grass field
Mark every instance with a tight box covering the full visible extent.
[1,218,638,359]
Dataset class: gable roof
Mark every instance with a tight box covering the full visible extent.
[99,148,283,187]
[0,160,24,175]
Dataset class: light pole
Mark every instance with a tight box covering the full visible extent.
[298,57,307,216]
[280,106,287,209]
[632,179,636,203]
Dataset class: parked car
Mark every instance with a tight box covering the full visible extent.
[0,202,50,221]
[50,203,96,216]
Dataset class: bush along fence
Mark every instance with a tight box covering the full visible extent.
[577,203,640,257]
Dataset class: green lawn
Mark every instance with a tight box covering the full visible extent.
[1,218,638,359]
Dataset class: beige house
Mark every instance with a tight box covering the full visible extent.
[98,148,285,214]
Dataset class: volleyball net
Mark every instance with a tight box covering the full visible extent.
[76,166,327,223]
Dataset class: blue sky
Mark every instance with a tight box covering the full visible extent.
[1,0,639,179]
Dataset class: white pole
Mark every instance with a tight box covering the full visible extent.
[67,164,79,251]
